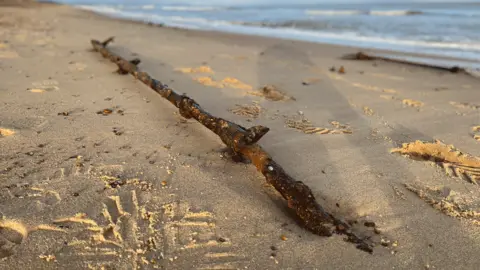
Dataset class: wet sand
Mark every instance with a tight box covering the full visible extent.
[1,2,480,269]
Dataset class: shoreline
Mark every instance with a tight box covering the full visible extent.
[74,3,480,69]
[2,3,480,269]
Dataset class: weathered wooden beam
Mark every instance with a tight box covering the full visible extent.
[91,37,380,253]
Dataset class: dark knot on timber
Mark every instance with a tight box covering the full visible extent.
[178,96,195,119]
[130,58,141,66]
[245,126,269,145]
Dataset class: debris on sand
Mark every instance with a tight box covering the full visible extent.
[391,140,480,184]
[112,127,124,136]
[221,77,253,91]
[338,66,345,74]
[0,128,15,137]
[363,106,375,116]
[402,99,424,108]
[175,65,214,74]
[193,76,253,90]
[301,78,321,86]
[195,76,224,88]
[39,254,57,262]
[96,107,124,116]
[249,85,295,101]
[343,51,468,74]
[97,108,113,115]
[450,101,480,110]
[473,126,480,141]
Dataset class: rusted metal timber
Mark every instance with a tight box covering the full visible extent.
[91,37,379,253]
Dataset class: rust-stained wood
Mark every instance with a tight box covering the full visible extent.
[91,37,381,253]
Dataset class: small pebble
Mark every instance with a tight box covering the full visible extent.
[280,235,287,241]
[364,221,376,227]
[381,238,390,247]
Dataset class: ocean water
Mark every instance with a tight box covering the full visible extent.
[58,1,480,65]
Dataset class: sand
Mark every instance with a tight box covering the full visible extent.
[1,2,480,269]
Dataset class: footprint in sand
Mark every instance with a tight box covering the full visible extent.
[0,220,28,258]
[391,140,480,184]
[228,102,262,119]
[285,115,352,135]
[405,182,480,226]
[28,80,59,93]
[0,219,64,259]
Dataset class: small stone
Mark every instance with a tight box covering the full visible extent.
[280,235,287,241]
[364,221,376,227]
[392,240,398,247]
[73,192,79,197]
[217,237,226,243]
[381,238,390,247]
[161,181,167,186]
[338,66,346,74]
[270,245,277,251]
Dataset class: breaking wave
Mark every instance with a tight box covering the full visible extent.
[305,10,363,16]
[161,6,225,12]
[305,9,424,16]
[75,4,480,62]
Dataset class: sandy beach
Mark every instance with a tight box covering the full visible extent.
[1,2,480,269]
